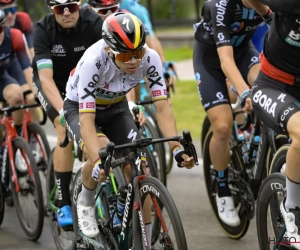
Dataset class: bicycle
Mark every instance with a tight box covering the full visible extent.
[202,110,283,239]
[0,102,44,240]
[71,130,199,249]
[0,181,4,227]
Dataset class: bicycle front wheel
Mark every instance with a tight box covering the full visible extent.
[139,176,188,250]
[256,173,286,249]
[11,136,44,240]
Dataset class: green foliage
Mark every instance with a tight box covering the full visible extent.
[170,80,205,140]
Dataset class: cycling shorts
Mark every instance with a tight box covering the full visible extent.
[252,70,300,134]
[64,98,146,161]
[0,56,26,102]
[193,41,260,111]
[251,23,269,52]
[32,73,65,123]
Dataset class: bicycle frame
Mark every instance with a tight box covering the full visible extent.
[231,111,278,198]
[0,113,31,193]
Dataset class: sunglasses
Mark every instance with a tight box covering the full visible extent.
[3,6,17,15]
[52,2,80,15]
[111,47,146,63]
[92,4,119,16]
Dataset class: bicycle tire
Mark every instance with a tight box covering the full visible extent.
[201,115,211,153]
[72,168,111,249]
[139,176,188,250]
[269,144,289,175]
[0,182,4,227]
[39,107,48,126]
[142,120,166,186]
[46,148,76,250]
[266,135,289,175]
[203,129,250,239]
[10,136,44,241]
[27,121,51,214]
[256,173,286,249]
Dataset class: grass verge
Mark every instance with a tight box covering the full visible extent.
[163,46,193,62]
[170,80,205,141]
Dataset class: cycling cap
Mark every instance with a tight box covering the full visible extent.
[0,9,6,25]
[45,0,80,7]
[87,0,119,8]
[102,12,146,53]
[0,0,16,7]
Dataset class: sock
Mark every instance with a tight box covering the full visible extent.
[55,171,72,207]
[285,176,300,211]
[78,184,95,206]
[15,124,22,136]
[145,223,152,243]
[216,169,231,197]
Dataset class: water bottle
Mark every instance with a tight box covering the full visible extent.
[250,135,260,161]
[113,185,128,233]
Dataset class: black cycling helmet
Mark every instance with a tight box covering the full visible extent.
[45,0,80,7]
[87,0,119,8]
[0,0,16,7]
[102,12,146,53]
[0,9,6,25]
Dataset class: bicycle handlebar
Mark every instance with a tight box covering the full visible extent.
[135,100,154,105]
[98,130,199,175]
[0,102,41,115]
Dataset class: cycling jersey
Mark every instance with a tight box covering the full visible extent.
[13,12,33,49]
[262,13,300,76]
[33,7,103,92]
[195,0,264,47]
[0,26,30,71]
[65,39,167,112]
[120,0,153,38]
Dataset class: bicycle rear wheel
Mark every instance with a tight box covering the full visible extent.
[256,173,287,249]
[0,182,4,226]
[46,148,76,250]
[11,136,44,240]
[27,121,51,215]
[203,129,250,239]
[139,176,188,250]
[269,144,289,175]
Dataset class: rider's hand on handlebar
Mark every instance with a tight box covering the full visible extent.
[92,159,106,182]
[129,101,146,126]
[173,146,195,169]
[240,89,252,114]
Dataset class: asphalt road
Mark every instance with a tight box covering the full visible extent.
[0,121,260,250]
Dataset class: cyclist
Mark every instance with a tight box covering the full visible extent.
[0,9,34,195]
[0,0,34,61]
[247,0,300,248]
[64,12,195,238]
[32,0,104,229]
[84,0,177,99]
[193,0,271,227]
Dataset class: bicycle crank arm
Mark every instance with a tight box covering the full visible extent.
[78,231,105,250]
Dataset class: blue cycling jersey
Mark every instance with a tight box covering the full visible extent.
[120,0,153,38]
[251,23,268,52]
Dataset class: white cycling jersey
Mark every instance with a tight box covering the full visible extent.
[65,39,167,114]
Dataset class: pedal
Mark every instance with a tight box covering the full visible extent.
[61,225,73,231]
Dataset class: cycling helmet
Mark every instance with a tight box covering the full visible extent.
[87,0,119,8]
[0,9,6,25]
[0,0,16,7]
[102,12,146,53]
[45,0,80,7]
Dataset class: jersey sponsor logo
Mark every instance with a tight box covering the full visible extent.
[74,46,85,52]
[51,44,66,55]
[147,66,164,88]
[230,22,245,33]
[248,56,260,68]
[152,90,161,97]
[286,30,300,47]
[212,92,228,105]
[216,32,230,45]
[86,102,95,108]
[252,90,277,117]
[202,21,213,39]
[79,103,83,109]
[164,89,167,95]
[95,60,101,69]
[71,76,79,91]
[215,0,229,27]
[95,88,129,99]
